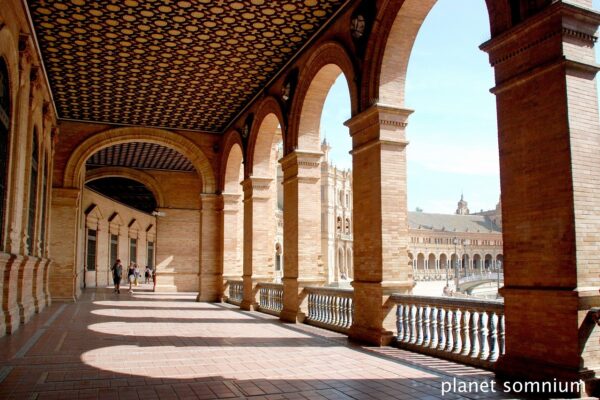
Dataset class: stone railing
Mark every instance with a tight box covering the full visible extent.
[227,280,243,305]
[413,270,447,281]
[389,294,505,369]
[459,271,503,284]
[305,287,354,333]
[257,282,283,316]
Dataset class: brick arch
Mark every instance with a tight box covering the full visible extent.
[84,166,166,208]
[63,127,216,193]
[289,41,358,152]
[361,0,508,109]
[246,96,285,177]
[220,129,245,193]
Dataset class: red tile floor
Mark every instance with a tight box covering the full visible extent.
[0,286,532,399]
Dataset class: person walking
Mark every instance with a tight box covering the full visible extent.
[134,264,140,286]
[144,266,151,284]
[110,259,123,294]
[127,262,136,294]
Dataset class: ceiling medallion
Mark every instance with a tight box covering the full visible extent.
[350,14,366,39]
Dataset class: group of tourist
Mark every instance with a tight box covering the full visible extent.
[110,259,155,294]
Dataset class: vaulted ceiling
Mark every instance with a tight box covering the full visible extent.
[86,142,195,172]
[28,0,347,133]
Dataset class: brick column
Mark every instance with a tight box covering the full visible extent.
[241,177,274,310]
[222,193,243,282]
[481,3,600,389]
[345,104,414,345]
[48,187,81,302]
[279,151,325,323]
[198,194,222,302]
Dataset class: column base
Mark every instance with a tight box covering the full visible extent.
[495,354,598,398]
[18,257,37,324]
[196,293,221,302]
[3,254,22,335]
[348,325,395,346]
[239,300,259,311]
[280,308,303,323]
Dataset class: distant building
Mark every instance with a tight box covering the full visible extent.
[275,140,503,285]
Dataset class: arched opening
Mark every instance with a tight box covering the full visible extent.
[496,254,504,271]
[244,107,283,310]
[222,143,244,281]
[416,253,425,270]
[85,177,157,214]
[484,253,493,270]
[440,253,448,271]
[309,66,353,287]
[75,140,201,292]
[376,0,502,300]
[0,57,10,249]
[473,253,482,272]
[427,253,436,272]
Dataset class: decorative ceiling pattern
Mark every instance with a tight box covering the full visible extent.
[28,0,346,132]
[86,142,195,171]
[86,177,157,213]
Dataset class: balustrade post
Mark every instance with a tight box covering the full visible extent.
[444,309,454,353]
[478,312,489,360]
[416,306,423,345]
[469,312,480,359]
[437,308,446,350]
[423,306,431,347]
[429,307,438,349]
[461,310,471,357]
[452,309,461,354]
[487,312,499,362]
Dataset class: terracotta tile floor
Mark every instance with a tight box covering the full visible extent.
[0,287,518,399]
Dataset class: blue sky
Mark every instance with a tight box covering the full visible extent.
[321,0,600,214]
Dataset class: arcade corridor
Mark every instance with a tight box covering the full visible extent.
[0,287,508,400]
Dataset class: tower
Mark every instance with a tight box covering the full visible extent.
[456,194,470,215]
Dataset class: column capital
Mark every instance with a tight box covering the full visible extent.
[242,176,273,200]
[279,150,322,184]
[222,192,242,210]
[51,187,80,206]
[345,103,413,136]
[199,193,223,211]
[481,2,600,88]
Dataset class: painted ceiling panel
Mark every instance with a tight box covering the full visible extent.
[28,0,346,132]
[86,142,195,171]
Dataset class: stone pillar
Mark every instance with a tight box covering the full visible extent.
[279,151,324,323]
[222,193,243,282]
[481,3,600,391]
[345,104,414,345]
[2,254,23,333]
[198,194,222,302]
[241,177,274,310]
[48,187,81,302]
[5,37,33,255]
[17,256,37,323]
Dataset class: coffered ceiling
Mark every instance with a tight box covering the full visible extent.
[28,0,347,133]
[86,142,195,172]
